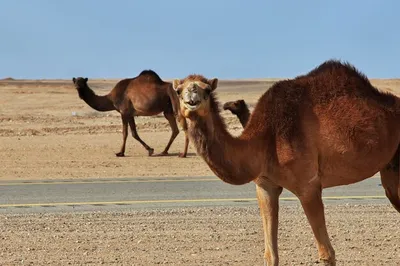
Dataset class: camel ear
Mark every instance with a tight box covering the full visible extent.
[72,77,76,83]
[208,78,218,91]
[84,78,88,82]
[172,79,180,91]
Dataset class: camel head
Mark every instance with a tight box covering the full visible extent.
[72,77,89,99]
[172,75,218,118]
[72,77,88,90]
[223,99,247,115]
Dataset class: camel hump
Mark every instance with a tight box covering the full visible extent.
[137,69,163,83]
[299,59,397,108]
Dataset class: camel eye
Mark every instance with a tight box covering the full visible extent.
[204,87,212,95]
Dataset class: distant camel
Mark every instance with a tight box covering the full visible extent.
[172,60,400,266]
[223,99,250,127]
[72,70,189,157]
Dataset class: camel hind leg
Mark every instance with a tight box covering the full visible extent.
[116,115,129,157]
[298,186,336,265]
[128,116,154,156]
[158,112,180,156]
[380,147,400,212]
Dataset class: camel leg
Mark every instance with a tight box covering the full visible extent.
[256,183,282,266]
[179,133,189,158]
[128,117,154,156]
[380,155,400,212]
[116,116,129,157]
[298,188,335,265]
[179,117,189,158]
[158,112,179,156]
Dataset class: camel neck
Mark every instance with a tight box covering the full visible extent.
[78,86,115,112]
[238,109,250,127]
[188,107,261,185]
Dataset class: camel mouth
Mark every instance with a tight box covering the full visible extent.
[222,104,230,110]
[183,101,201,111]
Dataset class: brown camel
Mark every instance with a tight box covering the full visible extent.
[223,99,250,127]
[72,70,189,157]
[172,60,400,266]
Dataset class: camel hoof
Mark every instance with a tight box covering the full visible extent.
[178,153,187,158]
[115,152,125,157]
[320,258,336,266]
[148,148,154,156]
[157,151,169,156]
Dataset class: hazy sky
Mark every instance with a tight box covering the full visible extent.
[0,0,398,79]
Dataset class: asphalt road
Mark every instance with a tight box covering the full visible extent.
[0,174,387,214]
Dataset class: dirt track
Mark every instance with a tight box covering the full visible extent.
[1,78,400,265]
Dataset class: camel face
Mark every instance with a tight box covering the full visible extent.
[72,77,89,90]
[173,77,218,118]
[223,99,246,115]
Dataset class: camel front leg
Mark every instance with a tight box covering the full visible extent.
[256,183,282,266]
[179,133,189,158]
[179,115,189,158]
[298,188,335,265]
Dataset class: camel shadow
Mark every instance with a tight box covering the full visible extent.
[153,152,197,158]
[114,152,197,158]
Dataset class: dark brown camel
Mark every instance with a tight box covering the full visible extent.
[172,60,400,266]
[223,99,250,127]
[72,70,189,157]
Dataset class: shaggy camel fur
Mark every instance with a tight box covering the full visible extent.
[172,60,400,266]
[223,99,250,127]
[73,70,189,157]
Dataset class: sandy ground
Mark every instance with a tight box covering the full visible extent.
[0,78,272,180]
[1,78,400,180]
[1,78,400,265]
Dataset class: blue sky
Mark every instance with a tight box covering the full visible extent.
[0,0,399,79]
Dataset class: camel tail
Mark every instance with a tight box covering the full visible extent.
[166,84,181,118]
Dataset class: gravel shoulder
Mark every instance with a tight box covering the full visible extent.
[1,204,399,266]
